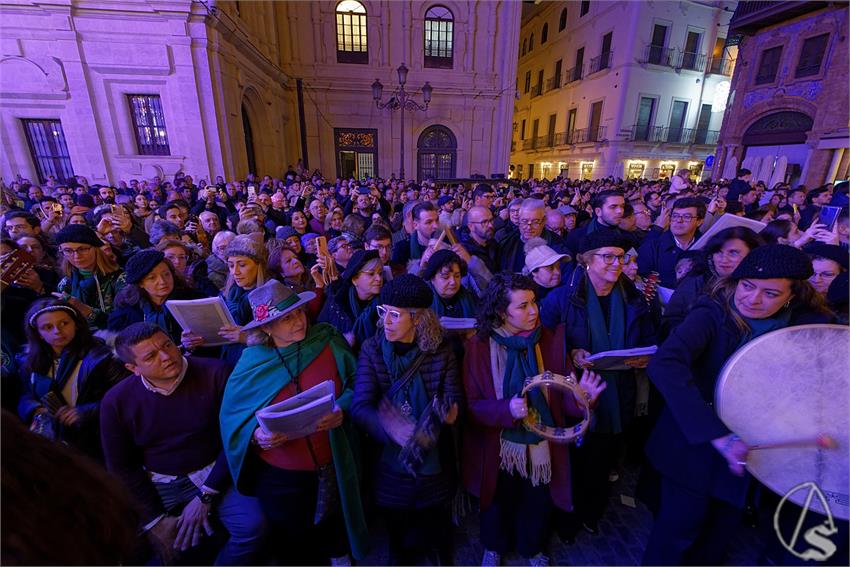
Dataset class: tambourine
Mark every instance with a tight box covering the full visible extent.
[520,370,592,444]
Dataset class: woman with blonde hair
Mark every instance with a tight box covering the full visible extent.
[52,225,125,331]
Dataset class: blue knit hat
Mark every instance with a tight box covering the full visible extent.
[125,250,165,284]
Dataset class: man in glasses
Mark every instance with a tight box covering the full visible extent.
[637,197,706,288]
[460,205,501,293]
[499,199,570,273]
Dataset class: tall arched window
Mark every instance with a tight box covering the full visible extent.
[522,38,527,56]
[417,125,457,180]
[541,23,549,44]
[559,8,567,31]
[336,0,368,64]
[424,5,453,69]
[241,104,256,176]
[529,33,535,51]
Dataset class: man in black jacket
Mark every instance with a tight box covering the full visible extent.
[637,197,705,288]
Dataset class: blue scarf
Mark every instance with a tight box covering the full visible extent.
[491,327,554,445]
[429,284,477,318]
[378,334,440,475]
[734,304,793,348]
[141,299,170,337]
[585,277,627,434]
[348,285,378,344]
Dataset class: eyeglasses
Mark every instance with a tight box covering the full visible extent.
[811,271,838,280]
[519,219,544,228]
[376,305,415,323]
[165,254,189,263]
[713,249,742,260]
[593,253,626,265]
[670,213,698,222]
[60,245,93,257]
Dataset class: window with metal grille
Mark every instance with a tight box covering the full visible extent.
[795,33,829,78]
[424,5,453,69]
[127,95,170,155]
[21,119,74,183]
[755,45,782,84]
[336,0,368,64]
[417,125,457,180]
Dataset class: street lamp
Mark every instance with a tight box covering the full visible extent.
[372,63,432,180]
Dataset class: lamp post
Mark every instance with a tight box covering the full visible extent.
[372,63,432,181]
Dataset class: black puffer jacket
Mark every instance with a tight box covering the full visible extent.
[351,336,463,509]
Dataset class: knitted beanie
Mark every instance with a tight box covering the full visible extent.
[342,250,380,281]
[55,224,103,248]
[379,273,433,309]
[125,250,165,284]
[275,226,300,241]
[731,244,814,280]
[226,233,267,264]
[577,227,631,254]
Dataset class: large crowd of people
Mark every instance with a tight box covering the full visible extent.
[1,164,848,566]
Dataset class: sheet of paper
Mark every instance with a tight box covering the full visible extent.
[165,296,237,347]
[439,316,478,331]
[586,345,658,371]
[255,380,335,439]
[692,213,766,250]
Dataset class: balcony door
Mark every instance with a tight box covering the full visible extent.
[668,101,688,143]
[635,97,655,141]
[694,104,712,144]
[649,24,668,64]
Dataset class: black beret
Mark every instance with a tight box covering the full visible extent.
[54,224,103,248]
[421,249,468,281]
[577,228,631,255]
[805,243,849,270]
[342,249,380,281]
[379,274,433,309]
[731,244,814,280]
[125,250,166,284]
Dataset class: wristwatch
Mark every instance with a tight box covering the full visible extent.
[199,491,215,505]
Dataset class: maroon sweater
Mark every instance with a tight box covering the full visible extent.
[100,357,232,523]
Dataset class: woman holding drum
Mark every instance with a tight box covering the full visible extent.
[462,273,605,566]
[643,244,834,565]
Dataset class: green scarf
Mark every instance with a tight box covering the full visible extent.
[585,277,627,434]
[378,334,440,475]
[409,233,426,260]
[348,286,378,344]
[219,323,368,559]
[491,327,554,445]
[429,284,477,318]
[734,304,793,348]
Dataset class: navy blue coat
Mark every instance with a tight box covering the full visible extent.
[637,229,700,288]
[645,296,833,506]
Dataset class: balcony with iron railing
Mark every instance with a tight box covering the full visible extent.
[545,74,562,92]
[564,65,582,85]
[629,125,720,145]
[588,51,613,75]
[530,83,543,98]
[521,139,534,150]
[677,51,707,72]
[554,126,607,145]
[640,44,676,67]
[708,56,735,76]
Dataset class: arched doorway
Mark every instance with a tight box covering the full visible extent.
[417,125,456,180]
[241,104,256,176]
[741,111,813,186]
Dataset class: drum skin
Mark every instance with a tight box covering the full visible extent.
[716,324,849,520]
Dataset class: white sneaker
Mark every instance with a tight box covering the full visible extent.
[528,552,550,566]
[481,549,501,566]
[331,554,352,566]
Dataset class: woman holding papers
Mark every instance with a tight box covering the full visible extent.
[218,234,269,366]
[462,273,605,566]
[643,245,833,565]
[546,228,657,540]
[107,250,205,344]
[662,227,763,337]
[350,274,463,566]
[219,279,368,566]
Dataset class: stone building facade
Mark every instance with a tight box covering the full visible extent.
[510,0,738,182]
[0,0,521,185]
[715,1,849,187]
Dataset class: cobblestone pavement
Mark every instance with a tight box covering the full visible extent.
[360,465,763,566]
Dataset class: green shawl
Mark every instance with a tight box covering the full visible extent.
[219,323,369,559]
[586,277,627,434]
